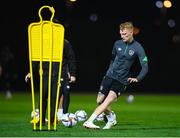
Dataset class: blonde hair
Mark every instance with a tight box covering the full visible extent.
[119,22,134,31]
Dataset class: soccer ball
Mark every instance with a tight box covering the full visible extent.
[75,110,87,122]
[126,95,134,103]
[31,108,39,119]
[95,112,105,122]
[61,113,77,127]
[30,109,48,124]
[30,108,39,124]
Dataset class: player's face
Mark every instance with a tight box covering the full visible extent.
[120,28,133,43]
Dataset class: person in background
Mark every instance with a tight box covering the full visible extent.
[0,45,17,100]
[56,39,76,121]
[25,39,76,124]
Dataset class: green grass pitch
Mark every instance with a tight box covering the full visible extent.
[0,92,180,137]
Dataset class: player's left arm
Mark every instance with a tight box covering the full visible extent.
[136,45,149,82]
[64,40,76,83]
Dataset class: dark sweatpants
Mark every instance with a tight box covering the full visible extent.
[59,74,70,114]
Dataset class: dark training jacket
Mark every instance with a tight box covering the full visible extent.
[62,39,76,77]
[106,39,148,85]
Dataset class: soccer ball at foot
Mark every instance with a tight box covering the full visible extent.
[95,112,105,121]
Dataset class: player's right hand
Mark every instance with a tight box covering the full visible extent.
[25,73,31,83]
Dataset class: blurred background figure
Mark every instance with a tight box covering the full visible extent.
[0,44,17,100]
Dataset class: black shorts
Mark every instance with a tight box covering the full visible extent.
[98,76,127,97]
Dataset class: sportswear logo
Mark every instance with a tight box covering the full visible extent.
[143,56,148,62]
[129,49,134,56]
[118,48,122,51]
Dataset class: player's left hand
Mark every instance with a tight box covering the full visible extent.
[127,77,138,83]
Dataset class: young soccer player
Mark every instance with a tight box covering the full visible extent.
[83,21,149,129]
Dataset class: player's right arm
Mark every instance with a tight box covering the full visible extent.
[109,42,117,66]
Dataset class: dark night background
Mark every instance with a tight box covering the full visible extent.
[0,0,180,93]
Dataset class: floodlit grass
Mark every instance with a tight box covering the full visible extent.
[0,92,180,137]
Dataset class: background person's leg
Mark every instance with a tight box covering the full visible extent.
[62,81,70,114]
[42,72,48,124]
[50,65,59,123]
